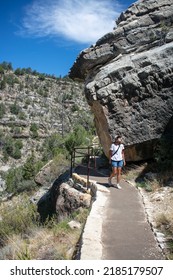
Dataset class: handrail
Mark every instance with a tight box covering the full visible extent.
[70,145,100,189]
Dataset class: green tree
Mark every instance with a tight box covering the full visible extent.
[38,74,45,81]
[0,78,6,90]
[65,125,88,154]
[14,68,25,76]
[23,153,36,180]
[0,61,13,70]
[25,67,32,74]
[0,65,4,75]
[5,167,24,193]
[42,133,64,161]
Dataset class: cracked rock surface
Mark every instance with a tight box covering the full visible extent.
[70,0,173,161]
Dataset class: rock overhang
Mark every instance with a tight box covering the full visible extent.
[69,0,173,161]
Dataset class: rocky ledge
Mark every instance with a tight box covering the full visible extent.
[70,0,173,161]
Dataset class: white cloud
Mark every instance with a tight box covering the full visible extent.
[21,0,122,44]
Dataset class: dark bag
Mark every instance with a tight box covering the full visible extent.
[112,144,120,157]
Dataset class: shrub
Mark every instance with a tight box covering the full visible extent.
[15,139,23,150]
[52,219,72,237]
[12,126,21,135]
[0,195,38,245]
[42,133,64,162]
[76,111,95,133]
[5,166,24,193]
[0,103,5,119]
[0,78,6,90]
[71,208,89,224]
[136,180,153,192]
[2,137,22,160]
[16,180,37,193]
[3,137,14,156]
[71,104,79,112]
[12,147,22,159]
[23,152,37,180]
[6,74,18,87]
[18,111,27,120]
[30,123,38,138]
[43,154,69,184]
[4,154,42,194]
[65,125,88,154]
[37,88,48,97]
[25,98,31,105]
[10,102,20,115]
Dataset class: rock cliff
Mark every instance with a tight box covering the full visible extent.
[70,0,173,161]
[0,68,92,167]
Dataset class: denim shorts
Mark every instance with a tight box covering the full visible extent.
[111,160,124,168]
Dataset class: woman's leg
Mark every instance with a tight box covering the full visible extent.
[110,166,117,180]
[108,165,117,185]
[116,160,124,188]
[117,167,122,184]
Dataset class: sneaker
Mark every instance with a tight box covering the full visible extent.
[108,178,112,186]
[116,184,122,189]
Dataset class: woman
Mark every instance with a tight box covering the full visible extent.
[108,135,126,189]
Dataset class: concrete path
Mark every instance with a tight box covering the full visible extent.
[75,165,164,260]
[102,180,163,259]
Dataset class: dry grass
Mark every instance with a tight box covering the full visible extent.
[0,220,83,260]
[0,194,89,260]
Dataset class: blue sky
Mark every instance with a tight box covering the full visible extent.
[0,0,135,77]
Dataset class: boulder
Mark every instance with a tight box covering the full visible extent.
[56,183,91,221]
[35,160,54,186]
[35,160,68,187]
[37,171,92,222]
[37,171,70,221]
[70,0,173,161]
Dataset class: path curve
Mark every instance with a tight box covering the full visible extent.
[74,166,164,260]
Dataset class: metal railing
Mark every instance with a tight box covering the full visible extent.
[70,146,99,188]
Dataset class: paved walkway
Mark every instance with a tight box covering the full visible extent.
[75,165,164,260]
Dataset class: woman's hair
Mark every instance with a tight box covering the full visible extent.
[115,135,122,141]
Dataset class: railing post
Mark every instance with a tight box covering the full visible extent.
[87,146,90,190]
[70,151,73,178]
[70,148,75,178]
[92,146,96,170]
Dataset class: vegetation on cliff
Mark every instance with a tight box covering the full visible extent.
[0,61,96,259]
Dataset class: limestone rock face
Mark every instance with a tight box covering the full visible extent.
[0,69,91,169]
[37,172,92,222]
[70,0,173,161]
